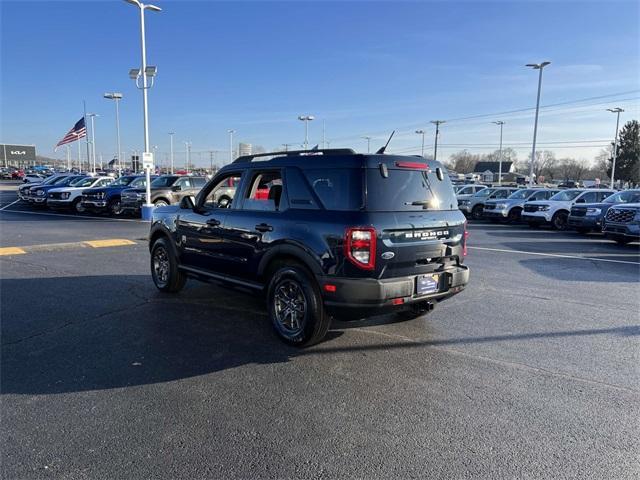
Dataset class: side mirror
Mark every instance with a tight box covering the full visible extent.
[179,195,195,210]
[436,167,444,181]
[172,185,182,192]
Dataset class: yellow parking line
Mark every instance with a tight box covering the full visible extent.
[84,239,137,248]
[0,247,27,256]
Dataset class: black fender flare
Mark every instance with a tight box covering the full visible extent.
[257,243,324,279]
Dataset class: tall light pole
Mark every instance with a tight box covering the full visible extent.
[124,0,161,219]
[430,120,445,161]
[227,129,235,162]
[87,113,99,173]
[526,61,551,187]
[104,93,123,173]
[184,141,191,173]
[607,107,624,188]
[415,129,426,157]
[298,115,314,150]
[362,136,372,153]
[492,121,505,185]
[168,132,175,174]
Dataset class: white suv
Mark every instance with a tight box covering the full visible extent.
[522,188,615,230]
[47,176,114,212]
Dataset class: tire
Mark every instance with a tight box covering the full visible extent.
[150,237,187,293]
[551,211,569,230]
[507,208,522,223]
[471,205,483,220]
[108,198,123,216]
[154,198,169,207]
[267,264,330,346]
[72,197,85,213]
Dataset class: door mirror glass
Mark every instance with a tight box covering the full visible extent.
[172,185,182,192]
[180,195,195,209]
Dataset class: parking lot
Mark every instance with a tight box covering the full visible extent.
[1,181,639,479]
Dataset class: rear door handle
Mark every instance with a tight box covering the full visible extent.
[206,218,221,227]
[255,223,273,232]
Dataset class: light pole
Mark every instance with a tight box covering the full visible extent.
[298,115,314,150]
[168,132,175,174]
[104,93,123,173]
[415,129,426,157]
[184,141,191,173]
[124,0,161,219]
[228,129,235,162]
[526,61,551,187]
[87,113,99,173]
[607,107,624,188]
[430,120,445,161]
[492,121,505,185]
[362,136,372,153]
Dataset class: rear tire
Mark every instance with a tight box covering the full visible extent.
[154,198,169,207]
[471,205,483,220]
[267,265,330,346]
[151,237,187,293]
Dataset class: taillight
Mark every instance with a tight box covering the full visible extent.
[344,227,376,270]
[463,223,469,257]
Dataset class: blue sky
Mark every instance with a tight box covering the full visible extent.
[1,0,639,167]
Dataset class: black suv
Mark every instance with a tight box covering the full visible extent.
[148,149,470,345]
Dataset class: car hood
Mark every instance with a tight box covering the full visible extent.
[485,198,523,206]
[48,186,87,193]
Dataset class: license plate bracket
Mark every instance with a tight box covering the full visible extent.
[416,274,440,295]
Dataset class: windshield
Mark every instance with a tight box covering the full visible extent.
[71,177,97,188]
[508,189,534,199]
[474,188,494,198]
[110,176,135,187]
[604,190,640,204]
[69,176,90,186]
[366,167,458,211]
[129,177,147,188]
[49,176,71,185]
[57,176,84,187]
[550,190,582,201]
[151,176,178,188]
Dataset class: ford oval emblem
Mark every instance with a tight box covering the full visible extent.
[381,251,395,260]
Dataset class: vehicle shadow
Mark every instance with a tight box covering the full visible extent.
[2,274,638,395]
[517,257,640,282]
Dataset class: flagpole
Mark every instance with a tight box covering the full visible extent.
[83,101,91,173]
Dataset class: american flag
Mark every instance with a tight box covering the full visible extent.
[56,117,86,147]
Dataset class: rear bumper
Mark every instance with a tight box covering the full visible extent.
[320,265,469,319]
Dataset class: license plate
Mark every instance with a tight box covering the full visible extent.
[416,274,439,295]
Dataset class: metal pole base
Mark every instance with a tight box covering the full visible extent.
[141,204,155,221]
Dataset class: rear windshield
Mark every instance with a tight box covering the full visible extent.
[365,168,458,211]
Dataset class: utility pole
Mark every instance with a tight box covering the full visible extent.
[492,121,505,185]
[607,107,624,188]
[228,129,235,162]
[430,120,445,161]
[184,141,191,173]
[526,61,551,187]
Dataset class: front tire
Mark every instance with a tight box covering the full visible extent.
[151,237,187,293]
[471,205,483,220]
[508,208,522,223]
[267,265,330,346]
[552,211,568,230]
[108,198,123,216]
[72,197,85,213]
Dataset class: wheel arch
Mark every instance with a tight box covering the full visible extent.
[258,244,324,283]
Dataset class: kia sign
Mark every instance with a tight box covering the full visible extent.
[2,144,36,165]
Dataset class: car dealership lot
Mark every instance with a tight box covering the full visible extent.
[1,189,639,479]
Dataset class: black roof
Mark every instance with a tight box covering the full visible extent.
[473,161,513,174]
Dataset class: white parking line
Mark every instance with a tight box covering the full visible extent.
[0,208,145,223]
[468,246,640,265]
[0,199,20,211]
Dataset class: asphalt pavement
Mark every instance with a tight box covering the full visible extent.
[1,184,639,479]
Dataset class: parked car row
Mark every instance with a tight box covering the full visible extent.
[457,184,640,245]
[16,173,209,216]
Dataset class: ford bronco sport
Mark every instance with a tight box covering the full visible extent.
[148,149,470,346]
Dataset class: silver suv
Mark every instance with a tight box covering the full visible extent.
[458,186,521,220]
[483,188,559,223]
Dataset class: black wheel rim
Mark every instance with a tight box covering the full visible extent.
[473,208,482,219]
[153,246,170,286]
[555,214,567,229]
[75,200,84,213]
[273,279,307,336]
[111,200,122,215]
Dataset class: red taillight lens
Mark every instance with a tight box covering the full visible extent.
[463,224,469,257]
[395,161,429,170]
[344,227,376,270]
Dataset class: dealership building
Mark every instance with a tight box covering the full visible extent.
[1,144,37,168]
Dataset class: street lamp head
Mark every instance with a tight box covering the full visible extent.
[492,121,505,125]
[129,68,140,79]
[607,107,624,113]
[123,0,142,7]
[104,92,123,100]
[415,129,425,134]
[144,66,158,77]
[228,129,235,134]
[298,115,314,121]
[145,3,162,11]
[526,61,551,69]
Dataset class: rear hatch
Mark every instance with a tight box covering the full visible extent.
[364,160,465,279]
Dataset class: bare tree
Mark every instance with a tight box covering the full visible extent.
[525,150,557,179]
[557,158,588,182]
[446,150,482,173]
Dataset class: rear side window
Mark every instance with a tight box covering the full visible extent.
[366,168,458,211]
[303,168,363,211]
[285,168,319,210]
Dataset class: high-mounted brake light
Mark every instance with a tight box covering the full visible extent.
[344,227,376,270]
[395,161,429,170]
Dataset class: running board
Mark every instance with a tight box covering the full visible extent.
[178,265,264,290]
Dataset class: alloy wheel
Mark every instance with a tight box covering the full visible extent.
[273,279,307,336]
[153,246,170,287]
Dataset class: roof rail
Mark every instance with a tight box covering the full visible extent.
[232,148,357,164]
